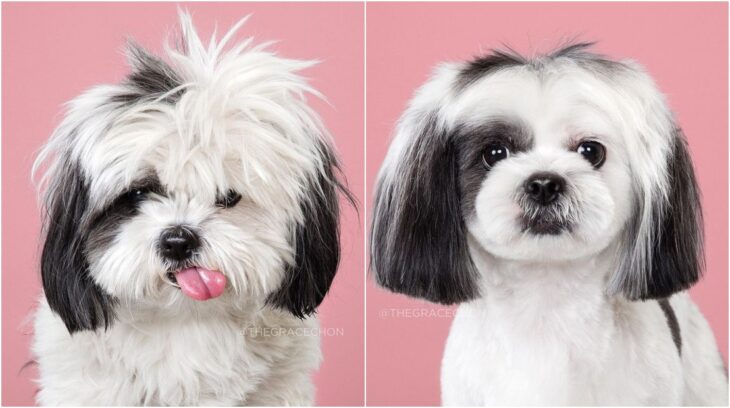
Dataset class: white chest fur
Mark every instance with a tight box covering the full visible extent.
[33,298,320,405]
[440,259,687,406]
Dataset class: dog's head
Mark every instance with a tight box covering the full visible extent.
[35,12,351,333]
[371,43,702,304]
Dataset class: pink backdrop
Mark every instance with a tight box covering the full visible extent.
[366,2,728,406]
[2,2,364,406]
[4,2,729,407]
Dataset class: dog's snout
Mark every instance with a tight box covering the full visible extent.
[524,173,565,205]
[159,226,200,261]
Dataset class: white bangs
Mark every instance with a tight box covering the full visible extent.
[35,10,332,215]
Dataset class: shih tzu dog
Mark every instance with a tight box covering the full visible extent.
[32,11,351,406]
[371,43,728,405]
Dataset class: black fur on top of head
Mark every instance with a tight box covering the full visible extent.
[40,157,115,334]
[267,142,356,318]
[614,129,704,300]
[371,113,479,305]
[111,42,184,105]
[456,47,527,90]
[455,42,626,91]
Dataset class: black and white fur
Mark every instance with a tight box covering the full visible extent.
[32,11,350,405]
[371,43,727,405]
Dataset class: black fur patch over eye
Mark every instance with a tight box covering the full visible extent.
[101,177,163,219]
[86,176,163,253]
[216,190,242,208]
[456,119,532,218]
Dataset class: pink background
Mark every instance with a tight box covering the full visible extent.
[4,2,729,407]
[2,2,363,406]
[366,2,728,406]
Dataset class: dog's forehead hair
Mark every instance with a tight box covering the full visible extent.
[443,43,631,145]
[80,93,319,211]
[454,42,626,92]
[447,67,622,149]
[83,131,238,207]
[105,154,251,206]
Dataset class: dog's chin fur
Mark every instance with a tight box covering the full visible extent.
[32,11,350,405]
[371,43,727,405]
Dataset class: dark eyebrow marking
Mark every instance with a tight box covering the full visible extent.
[456,49,526,91]
[455,117,533,153]
[454,42,627,92]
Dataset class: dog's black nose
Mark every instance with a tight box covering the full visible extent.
[159,226,200,261]
[525,173,565,205]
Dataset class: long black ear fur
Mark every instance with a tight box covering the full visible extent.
[267,146,354,318]
[40,159,114,333]
[614,129,704,300]
[370,116,479,304]
[638,130,703,299]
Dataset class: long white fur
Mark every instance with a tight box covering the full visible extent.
[380,54,728,405]
[32,11,331,405]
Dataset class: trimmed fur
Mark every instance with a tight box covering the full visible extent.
[371,43,727,405]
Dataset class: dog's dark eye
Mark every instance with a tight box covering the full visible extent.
[576,141,606,168]
[216,190,242,208]
[124,187,151,204]
[482,144,510,168]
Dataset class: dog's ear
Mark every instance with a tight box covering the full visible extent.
[39,158,114,333]
[611,128,703,300]
[268,145,353,318]
[606,61,704,300]
[643,131,703,297]
[371,112,479,304]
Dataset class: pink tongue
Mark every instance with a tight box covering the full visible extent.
[175,267,227,301]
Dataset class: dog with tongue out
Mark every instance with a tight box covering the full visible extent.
[31,11,351,406]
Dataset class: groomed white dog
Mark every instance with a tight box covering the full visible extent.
[371,43,728,405]
[32,11,351,405]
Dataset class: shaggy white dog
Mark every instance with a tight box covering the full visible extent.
[32,11,350,405]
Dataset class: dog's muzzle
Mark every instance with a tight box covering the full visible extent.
[520,172,572,235]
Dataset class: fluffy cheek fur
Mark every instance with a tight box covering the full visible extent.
[468,150,632,262]
[87,197,292,304]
